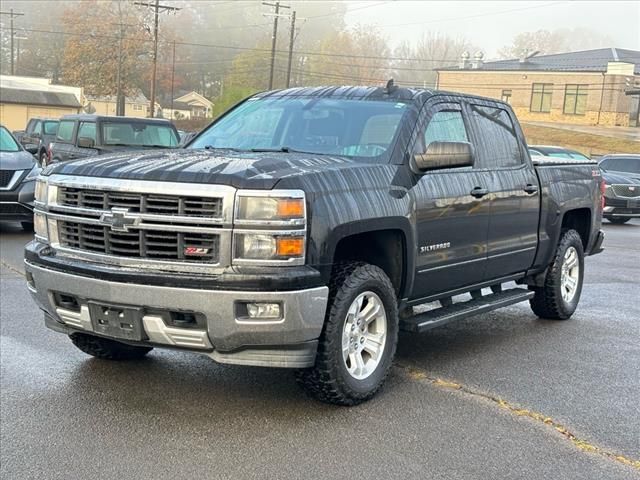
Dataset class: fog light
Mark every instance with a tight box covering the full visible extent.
[245,302,281,319]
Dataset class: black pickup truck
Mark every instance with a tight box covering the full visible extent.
[25,86,604,405]
[13,118,59,166]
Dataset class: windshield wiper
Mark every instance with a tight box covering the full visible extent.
[249,147,317,154]
[203,145,247,152]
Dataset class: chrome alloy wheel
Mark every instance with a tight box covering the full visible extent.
[560,246,580,302]
[342,291,387,380]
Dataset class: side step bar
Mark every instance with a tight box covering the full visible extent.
[400,288,534,333]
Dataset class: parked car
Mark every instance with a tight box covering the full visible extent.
[0,125,40,230]
[26,86,604,405]
[48,115,180,163]
[598,154,640,224]
[528,145,590,161]
[13,118,59,166]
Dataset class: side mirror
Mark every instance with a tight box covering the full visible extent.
[414,141,474,171]
[77,137,95,148]
[25,146,39,155]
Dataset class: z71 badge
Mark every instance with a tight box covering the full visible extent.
[420,242,451,254]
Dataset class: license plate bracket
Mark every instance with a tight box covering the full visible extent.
[88,302,144,341]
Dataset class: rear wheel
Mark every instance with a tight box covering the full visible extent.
[607,217,630,224]
[70,333,153,360]
[295,263,398,406]
[529,229,584,320]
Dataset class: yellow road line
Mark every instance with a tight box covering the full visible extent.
[398,363,640,470]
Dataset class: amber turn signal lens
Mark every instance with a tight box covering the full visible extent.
[277,198,304,218]
[276,236,304,257]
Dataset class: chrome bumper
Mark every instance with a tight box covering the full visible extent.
[25,261,329,368]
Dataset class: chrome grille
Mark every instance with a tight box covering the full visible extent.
[59,221,220,262]
[0,170,15,188]
[612,184,640,198]
[59,187,223,217]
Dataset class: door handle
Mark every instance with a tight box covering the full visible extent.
[470,187,489,198]
[524,184,539,194]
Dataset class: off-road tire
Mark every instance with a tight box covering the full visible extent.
[295,262,399,406]
[70,333,153,360]
[607,217,630,224]
[529,229,584,320]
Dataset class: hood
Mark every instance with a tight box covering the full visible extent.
[0,150,37,171]
[43,148,366,189]
[601,170,640,185]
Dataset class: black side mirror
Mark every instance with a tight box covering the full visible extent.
[25,146,38,155]
[77,137,95,148]
[414,141,474,171]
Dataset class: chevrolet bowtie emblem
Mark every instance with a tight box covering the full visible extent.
[99,208,140,232]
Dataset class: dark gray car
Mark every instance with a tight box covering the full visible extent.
[0,125,40,230]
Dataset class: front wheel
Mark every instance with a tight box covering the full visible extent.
[295,263,398,406]
[607,217,630,224]
[529,229,584,320]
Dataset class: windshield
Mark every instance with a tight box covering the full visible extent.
[101,122,179,147]
[43,121,59,135]
[0,127,20,152]
[189,96,408,160]
[600,157,640,174]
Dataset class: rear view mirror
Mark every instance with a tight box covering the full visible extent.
[414,141,474,171]
[78,137,95,148]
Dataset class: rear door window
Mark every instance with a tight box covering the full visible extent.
[469,104,523,168]
[56,120,76,143]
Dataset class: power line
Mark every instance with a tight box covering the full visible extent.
[262,1,290,90]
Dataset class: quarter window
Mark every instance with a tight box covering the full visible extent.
[563,84,588,115]
[56,120,76,143]
[470,104,522,168]
[530,83,553,113]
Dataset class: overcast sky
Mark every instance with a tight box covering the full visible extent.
[343,0,640,58]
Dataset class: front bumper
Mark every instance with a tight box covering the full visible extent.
[603,196,640,217]
[0,178,35,222]
[25,261,329,368]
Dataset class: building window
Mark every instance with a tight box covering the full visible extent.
[501,89,512,104]
[530,83,553,113]
[563,84,588,115]
[133,104,142,111]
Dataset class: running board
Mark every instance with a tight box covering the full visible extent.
[400,288,534,333]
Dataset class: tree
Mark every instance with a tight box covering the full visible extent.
[304,25,391,86]
[498,28,614,59]
[61,0,150,96]
[392,32,475,88]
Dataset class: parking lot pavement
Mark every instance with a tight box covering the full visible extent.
[1,221,639,479]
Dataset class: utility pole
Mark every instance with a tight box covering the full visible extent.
[262,1,290,90]
[285,10,296,88]
[170,40,175,119]
[134,0,181,117]
[113,23,125,116]
[0,8,25,75]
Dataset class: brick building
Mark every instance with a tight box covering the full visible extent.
[436,48,640,127]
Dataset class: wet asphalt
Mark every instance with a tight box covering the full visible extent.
[1,220,638,479]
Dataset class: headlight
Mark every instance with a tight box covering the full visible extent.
[234,233,305,262]
[25,165,42,181]
[236,191,305,224]
[35,178,48,204]
[34,212,48,240]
